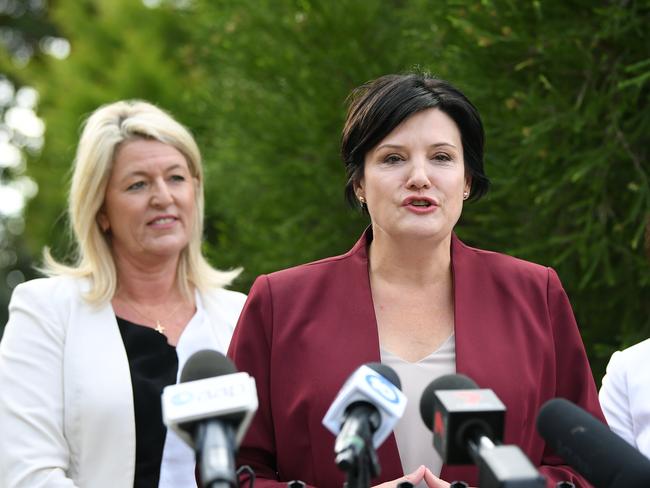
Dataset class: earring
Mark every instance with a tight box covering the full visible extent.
[358,196,367,211]
[463,191,469,200]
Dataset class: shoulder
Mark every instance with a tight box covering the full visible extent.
[198,287,248,351]
[199,286,248,325]
[620,338,650,358]
[201,286,247,310]
[264,246,360,287]
[238,247,363,319]
[454,236,551,285]
[607,339,650,372]
[10,275,88,308]
[4,276,92,348]
[600,340,650,411]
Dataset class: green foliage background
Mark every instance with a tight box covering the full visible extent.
[2,0,649,380]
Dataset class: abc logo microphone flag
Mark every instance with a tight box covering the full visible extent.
[162,371,258,448]
[322,364,407,448]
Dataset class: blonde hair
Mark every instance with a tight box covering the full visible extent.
[43,100,240,304]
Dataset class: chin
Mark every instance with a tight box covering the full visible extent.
[147,239,189,257]
[394,223,453,242]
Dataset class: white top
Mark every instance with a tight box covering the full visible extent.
[0,276,246,488]
[159,290,224,488]
[381,334,456,484]
[599,338,650,459]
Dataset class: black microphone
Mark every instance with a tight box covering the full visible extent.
[420,374,505,464]
[322,363,407,488]
[537,398,650,488]
[162,350,258,488]
[420,373,545,488]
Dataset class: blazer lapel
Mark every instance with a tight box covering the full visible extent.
[345,229,404,482]
[65,290,135,488]
[439,235,483,483]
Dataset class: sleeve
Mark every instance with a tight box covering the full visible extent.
[599,351,635,446]
[228,276,310,488]
[537,267,607,487]
[0,282,79,487]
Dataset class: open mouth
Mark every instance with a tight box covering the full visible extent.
[149,217,176,225]
[409,200,432,207]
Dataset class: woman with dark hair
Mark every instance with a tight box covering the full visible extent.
[229,73,604,487]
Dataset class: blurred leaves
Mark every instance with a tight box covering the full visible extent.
[0,0,648,381]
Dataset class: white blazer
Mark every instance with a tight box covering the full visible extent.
[0,276,247,488]
[599,338,650,460]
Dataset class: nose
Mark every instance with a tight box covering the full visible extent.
[405,157,431,190]
[150,178,173,207]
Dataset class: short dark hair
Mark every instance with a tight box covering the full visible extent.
[341,73,490,209]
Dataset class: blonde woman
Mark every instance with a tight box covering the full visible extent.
[0,101,245,488]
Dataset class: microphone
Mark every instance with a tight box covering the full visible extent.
[537,398,650,488]
[420,373,545,488]
[420,373,504,464]
[162,350,258,488]
[322,363,407,486]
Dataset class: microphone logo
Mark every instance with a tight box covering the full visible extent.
[365,373,400,404]
[322,364,407,448]
[434,411,445,437]
[171,391,194,406]
[162,371,258,448]
[453,391,483,404]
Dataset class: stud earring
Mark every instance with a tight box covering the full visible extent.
[463,191,469,200]
[358,196,367,211]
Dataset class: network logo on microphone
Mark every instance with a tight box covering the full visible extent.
[170,391,193,406]
[323,364,407,448]
[162,371,258,448]
[365,373,400,404]
[169,380,252,407]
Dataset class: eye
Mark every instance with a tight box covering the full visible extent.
[170,174,186,182]
[432,153,453,163]
[126,181,146,191]
[383,154,404,164]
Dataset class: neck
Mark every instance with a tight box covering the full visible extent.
[113,251,183,304]
[368,227,453,286]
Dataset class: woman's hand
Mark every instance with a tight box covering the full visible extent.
[423,467,452,487]
[372,465,451,488]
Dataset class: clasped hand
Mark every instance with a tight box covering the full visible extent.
[372,465,475,488]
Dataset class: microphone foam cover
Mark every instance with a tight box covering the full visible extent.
[420,373,479,430]
[180,349,238,383]
[537,398,650,488]
[366,362,401,390]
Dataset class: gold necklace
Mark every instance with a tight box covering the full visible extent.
[117,295,186,335]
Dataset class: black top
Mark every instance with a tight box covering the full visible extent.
[117,317,178,488]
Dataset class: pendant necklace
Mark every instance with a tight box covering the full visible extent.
[118,295,186,336]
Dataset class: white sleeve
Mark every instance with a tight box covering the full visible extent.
[599,350,636,447]
[0,281,79,488]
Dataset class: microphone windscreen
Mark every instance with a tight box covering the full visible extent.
[419,374,479,430]
[537,398,650,488]
[366,362,401,390]
[180,349,237,383]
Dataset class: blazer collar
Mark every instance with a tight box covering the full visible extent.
[343,228,479,481]
[344,227,485,396]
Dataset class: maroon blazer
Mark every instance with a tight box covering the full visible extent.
[228,230,605,487]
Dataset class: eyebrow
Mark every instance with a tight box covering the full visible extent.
[120,163,188,180]
[375,142,458,152]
